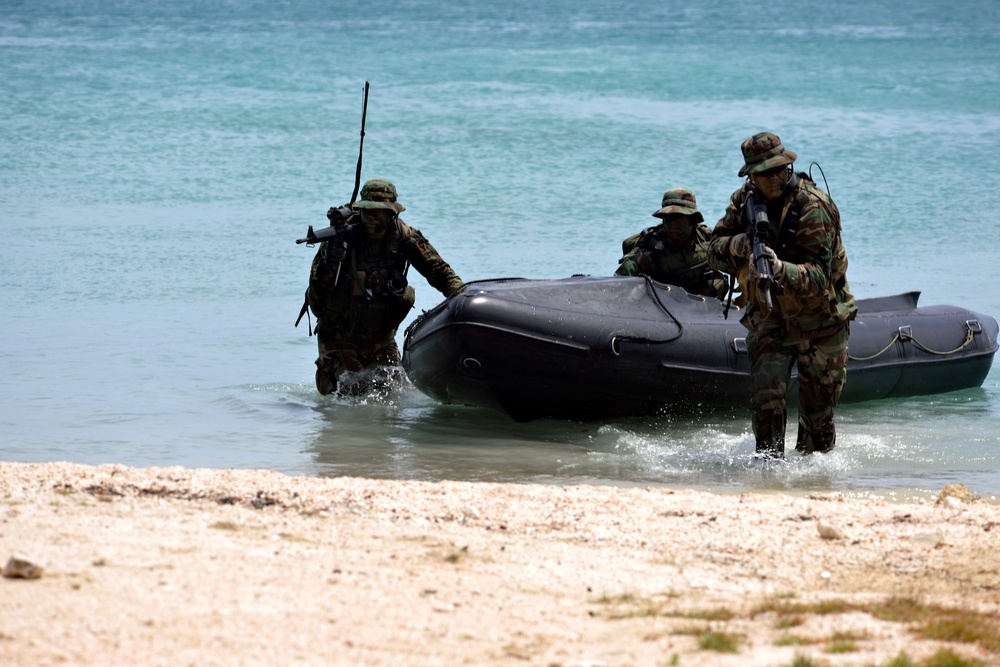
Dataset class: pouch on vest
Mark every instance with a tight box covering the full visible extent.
[737,263,757,308]
[352,270,367,297]
[353,284,414,339]
[385,284,416,331]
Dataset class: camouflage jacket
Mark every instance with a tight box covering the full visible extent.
[615,223,728,299]
[308,219,463,339]
[706,175,857,338]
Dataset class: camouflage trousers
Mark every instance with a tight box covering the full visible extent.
[314,326,401,396]
[746,323,849,456]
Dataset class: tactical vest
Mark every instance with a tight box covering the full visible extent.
[622,224,725,297]
[738,178,854,334]
[307,223,416,340]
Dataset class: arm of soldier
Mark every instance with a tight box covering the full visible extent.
[615,247,653,277]
[400,222,465,298]
[615,257,638,276]
[707,189,750,274]
[772,200,836,297]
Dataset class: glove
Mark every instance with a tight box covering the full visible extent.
[749,246,784,282]
[729,233,752,259]
[763,246,784,280]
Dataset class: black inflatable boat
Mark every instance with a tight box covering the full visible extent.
[401,276,998,422]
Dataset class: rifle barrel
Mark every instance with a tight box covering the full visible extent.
[349,81,370,204]
[296,225,342,245]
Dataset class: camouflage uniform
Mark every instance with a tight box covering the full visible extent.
[307,179,463,395]
[615,188,728,300]
[707,134,857,457]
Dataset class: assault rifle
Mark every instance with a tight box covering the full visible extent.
[744,189,776,314]
[296,81,370,246]
[296,204,358,246]
[294,82,370,331]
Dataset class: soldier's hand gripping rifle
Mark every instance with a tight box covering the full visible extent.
[296,81,370,247]
[744,189,776,314]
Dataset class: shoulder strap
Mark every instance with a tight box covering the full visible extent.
[294,289,313,335]
[389,220,411,280]
[776,191,805,252]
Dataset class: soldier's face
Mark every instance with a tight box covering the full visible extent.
[362,209,395,239]
[750,165,790,201]
[663,214,694,247]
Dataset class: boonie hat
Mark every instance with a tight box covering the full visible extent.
[738,132,798,177]
[352,178,406,213]
[652,187,704,223]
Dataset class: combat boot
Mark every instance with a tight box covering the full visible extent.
[315,363,337,396]
[795,420,835,454]
[753,410,786,459]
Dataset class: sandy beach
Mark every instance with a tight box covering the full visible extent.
[2,461,998,666]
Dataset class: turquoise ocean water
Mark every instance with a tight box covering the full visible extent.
[3,0,1000,498]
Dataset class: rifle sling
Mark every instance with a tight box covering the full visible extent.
[294,290,313,336]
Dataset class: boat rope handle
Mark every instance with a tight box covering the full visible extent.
[847,334,901,361]
[611,276,685,350]
[848,324,976,361]
[643,276,684,333]
[909,326,975,356]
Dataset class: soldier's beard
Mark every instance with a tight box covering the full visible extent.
[757,180,784,201]
[666,223,693,247]
[753,170,790,201]
[364,222,388,240]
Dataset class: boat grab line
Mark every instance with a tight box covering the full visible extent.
[848,322,978,361]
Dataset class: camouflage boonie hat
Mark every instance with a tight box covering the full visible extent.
[652,187,704,223]
[738,132,798,177]
[352,178,406,213]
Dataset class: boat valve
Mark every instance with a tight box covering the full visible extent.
[610,336,621,356]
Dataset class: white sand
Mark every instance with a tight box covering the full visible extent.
[2,461,998,666]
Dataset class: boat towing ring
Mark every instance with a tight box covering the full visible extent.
[462,357,482,369]
[610,336,621,356]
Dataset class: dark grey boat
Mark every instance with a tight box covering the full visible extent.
[401,276,998,422]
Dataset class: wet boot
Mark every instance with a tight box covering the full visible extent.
[753,410,786,459]
[795,420,835,454]
[315,364,337,396]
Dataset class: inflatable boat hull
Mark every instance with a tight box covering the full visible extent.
[401,276,998,422]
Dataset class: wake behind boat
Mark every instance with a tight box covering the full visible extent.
[401,276,999,422]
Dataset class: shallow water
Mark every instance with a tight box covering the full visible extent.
[3,0,1000,498]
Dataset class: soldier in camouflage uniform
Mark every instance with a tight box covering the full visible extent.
[615,187,728,300]
[307,178,464,395]
[707,133,857,458]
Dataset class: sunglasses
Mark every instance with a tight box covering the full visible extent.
[752,165,789,180]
